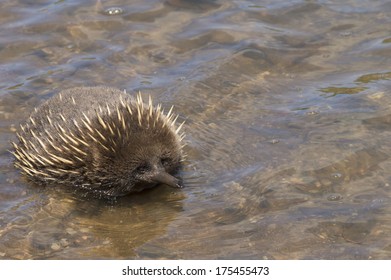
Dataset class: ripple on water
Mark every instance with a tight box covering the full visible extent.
[1,0,391,259]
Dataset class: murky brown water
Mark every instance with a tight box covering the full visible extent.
[1,0,391,259]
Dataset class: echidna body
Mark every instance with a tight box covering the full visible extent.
[12,86,185,197]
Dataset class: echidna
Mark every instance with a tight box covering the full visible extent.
[12,86,185,198]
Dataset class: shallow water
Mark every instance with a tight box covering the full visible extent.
[1,0,391,259]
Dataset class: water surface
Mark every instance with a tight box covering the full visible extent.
[1,0,391,259]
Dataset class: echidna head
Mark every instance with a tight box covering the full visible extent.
[93,126,183,196]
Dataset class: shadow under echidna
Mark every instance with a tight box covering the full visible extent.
[11,86,185,198]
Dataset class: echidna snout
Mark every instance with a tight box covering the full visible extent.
[12,86,185,198]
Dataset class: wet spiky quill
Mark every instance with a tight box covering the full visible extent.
[12,86,185,197]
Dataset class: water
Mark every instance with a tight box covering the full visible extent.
[1,0,391,259]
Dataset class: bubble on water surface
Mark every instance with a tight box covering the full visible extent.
[104,7,124,16]
[327,193,343,201]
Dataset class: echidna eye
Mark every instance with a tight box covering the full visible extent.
[135,163,151,174]
[160,157,172,166]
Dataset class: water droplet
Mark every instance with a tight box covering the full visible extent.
[104,7,124,16]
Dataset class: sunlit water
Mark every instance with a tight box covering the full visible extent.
[1,0,391,259]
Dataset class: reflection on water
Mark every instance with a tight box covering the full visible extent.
[1,0,391,259]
